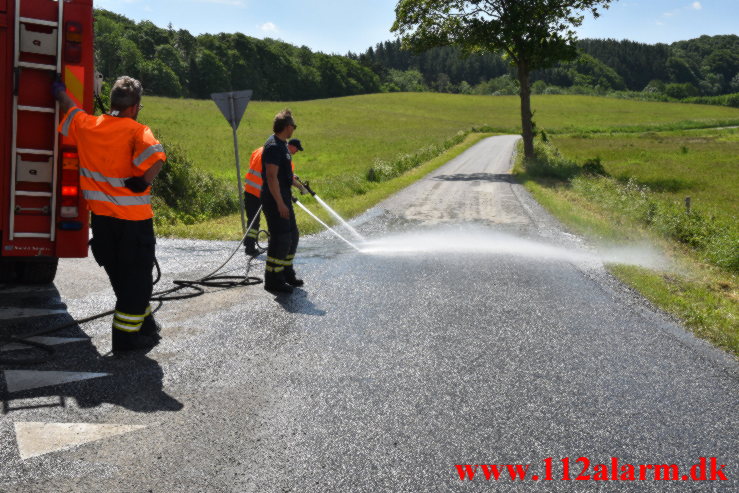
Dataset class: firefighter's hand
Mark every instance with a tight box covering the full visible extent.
[52,81,66,99]
[278,202,290,219]
[124,177,150,193]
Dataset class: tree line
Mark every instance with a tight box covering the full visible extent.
[354,36,739,99]
[94,9,381,100]
[94,9,738,102]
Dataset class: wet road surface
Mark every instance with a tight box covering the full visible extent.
[1,135,737,492]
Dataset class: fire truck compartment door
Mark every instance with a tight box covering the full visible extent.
[20,24,58,56]
[17,157,53,183]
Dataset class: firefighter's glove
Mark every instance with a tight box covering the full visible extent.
[52,81,66,99]
[124,177,150,193]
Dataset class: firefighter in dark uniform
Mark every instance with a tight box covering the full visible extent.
[54,76,165,353]
[261,109,302,293]
[243,139,306,256]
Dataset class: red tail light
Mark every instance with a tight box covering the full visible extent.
[64,22,83,62]
[61,185,78,197]
[60,153,80,218]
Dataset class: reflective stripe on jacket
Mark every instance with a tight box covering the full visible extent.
[58,106,166,220]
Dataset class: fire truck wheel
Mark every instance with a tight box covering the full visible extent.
[17,258,59,284]
[0,259,17,282]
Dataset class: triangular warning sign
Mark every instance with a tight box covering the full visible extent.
[211,89,253,130]
[14,422,146,459]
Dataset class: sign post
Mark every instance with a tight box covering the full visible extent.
[211,90,253,235]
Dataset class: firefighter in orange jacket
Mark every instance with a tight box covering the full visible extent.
[243,138,306,257]
[54,76,166,354]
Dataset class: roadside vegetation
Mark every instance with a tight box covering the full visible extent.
[513,129,738,356]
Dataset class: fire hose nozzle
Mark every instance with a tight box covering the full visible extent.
[296,177,316,196]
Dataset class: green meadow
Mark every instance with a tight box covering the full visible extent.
[141,93,739,197]
[550,128,739,222]
[140,93,739,239]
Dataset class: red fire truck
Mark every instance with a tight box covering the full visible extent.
[1,0,94,283]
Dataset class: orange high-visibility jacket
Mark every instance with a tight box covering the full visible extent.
[58,107,166,220]
[244,146,295,198]
[244,147,264,197]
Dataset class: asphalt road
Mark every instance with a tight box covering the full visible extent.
[1,135,737,492]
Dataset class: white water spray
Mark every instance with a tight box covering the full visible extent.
[313,195,365,241]
[358,226,669,270]
[294,200,362,252]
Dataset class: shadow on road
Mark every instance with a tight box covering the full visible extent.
[433,172,515,183]
[273,289,327,316]
[1,284,183,415]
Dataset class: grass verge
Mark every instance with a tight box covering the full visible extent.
[512,141,738,357]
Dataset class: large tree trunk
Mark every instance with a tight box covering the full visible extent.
[517,62,535,159]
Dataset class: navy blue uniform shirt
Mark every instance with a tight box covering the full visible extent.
[260,134,293,203]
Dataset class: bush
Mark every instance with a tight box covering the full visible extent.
[522,140,580,180]
[571,176,738,273]
[683,93,739,108]
[664,82,699,99]
[152,137,239,227]
[582,157,608,176]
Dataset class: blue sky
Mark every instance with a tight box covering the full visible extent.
[96,0,738,54]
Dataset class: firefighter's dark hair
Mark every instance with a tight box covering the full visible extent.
[273,109,296,134]
[110,76,143,111]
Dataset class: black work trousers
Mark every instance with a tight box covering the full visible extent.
[90,214,155,326]
[244,192,262,244]
[262,196,299,278]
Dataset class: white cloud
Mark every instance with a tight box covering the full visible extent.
[260,22,278,33]
[194,0,245,6]
[662,2,702,18]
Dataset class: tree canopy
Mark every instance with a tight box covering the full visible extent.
[93,9,381,101]
[392,0,614,158]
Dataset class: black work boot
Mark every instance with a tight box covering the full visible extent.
[284,266,304,287]
[264,271,294,294]
[140,315,162,343]
[112,330,156,354]
[244,238,261,257]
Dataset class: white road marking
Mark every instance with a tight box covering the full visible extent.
[0,307,67,320]
[3,370,109,393]
[1,337,89,352]
[14,422,146,460]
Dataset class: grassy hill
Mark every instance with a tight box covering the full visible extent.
[141,93,739,191]
[138,93,739,240]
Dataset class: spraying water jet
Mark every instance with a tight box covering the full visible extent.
[293,198,362,252]
[295,177,365,241]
